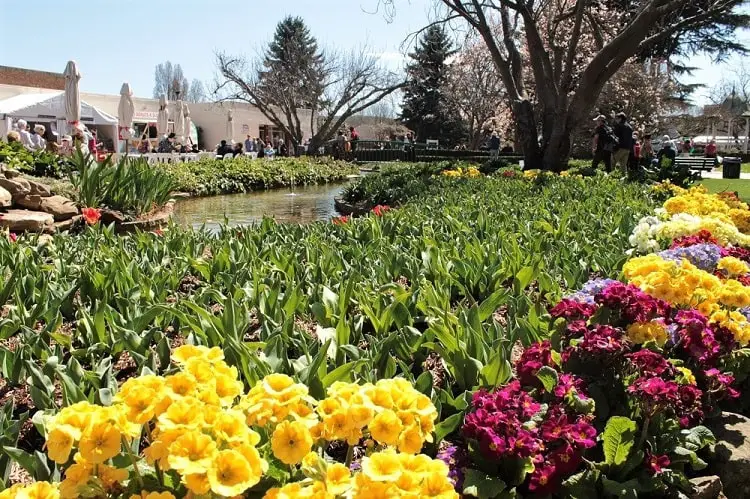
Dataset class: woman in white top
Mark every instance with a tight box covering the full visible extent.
[31,125,47,151]
[16,120,34,150]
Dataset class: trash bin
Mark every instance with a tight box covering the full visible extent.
[723,157,741,179]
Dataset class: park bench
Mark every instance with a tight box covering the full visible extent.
[674,156,716,177]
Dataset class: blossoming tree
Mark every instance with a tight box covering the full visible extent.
[381,0,747,170]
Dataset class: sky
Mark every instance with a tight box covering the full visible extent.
[0,0,746,106]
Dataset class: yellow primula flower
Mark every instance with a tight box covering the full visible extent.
[368,409,403,446]
[271,420,314,465]
[45,425,76,464]
[325,463,352,495]
[130,492,176,499]
[167,431,218,475]
[361,449,403,482]
[626,321,668,346]
[718,256,750,276]
[207,449,261,497]
[78,421,121,464]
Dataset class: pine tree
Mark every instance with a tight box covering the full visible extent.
[260,17,326,108]
[400,26,466,146]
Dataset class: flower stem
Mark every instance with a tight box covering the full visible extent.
[122,435,144,489]
[638,416,651,450]
[145,424,164,487]
[345,444,355,469]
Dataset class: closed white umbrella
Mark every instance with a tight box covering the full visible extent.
[183,102,192,146]
[157,95,169,137]
[226,109,234,142]
[118,83,135,150]
[173,99,184,144]
[63,61,81,132]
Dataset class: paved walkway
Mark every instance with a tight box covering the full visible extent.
[701,170,750,180]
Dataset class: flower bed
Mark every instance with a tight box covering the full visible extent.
[441,184,750,497]
[0,171,656,496]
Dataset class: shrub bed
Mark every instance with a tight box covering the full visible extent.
[157,157,359,196]
[0,172,655,495]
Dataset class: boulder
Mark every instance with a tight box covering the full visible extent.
[0,187,11,208]
[3,169,20,179]
[690,476,725,499]
[26,179,51,197]
[39,196,78,221]
[0,210,54,232]
[708,412,750,499]
[100,209,126,224]
[54,215,82,233]
[0,178,30,196]
[13,194,42,210]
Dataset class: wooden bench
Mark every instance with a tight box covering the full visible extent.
[674,156,716,177]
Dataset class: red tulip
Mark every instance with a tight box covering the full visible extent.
[81,207,102,225]
[372,205,391,216]
[332,216,349,225]
[8,233,17,243]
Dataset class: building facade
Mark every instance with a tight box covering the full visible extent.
[0,66,311,151]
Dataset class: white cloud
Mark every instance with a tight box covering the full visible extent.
[369,51,407,62]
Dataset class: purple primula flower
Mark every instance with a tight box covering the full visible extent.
[659,244,723,272]
[566,278,619,304]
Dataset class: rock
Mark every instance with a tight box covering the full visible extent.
[3,169,20,179]
[690,476,725,499]
[13,194,42,210]
[0,178,30,196]
[36,234,54,247]
[101,209,126,224]
[0,210,54,232]
[708,412,750,499]
[26,179,51,197]
[54,215,82,233]
[39,196,78,221]
[0,187,11,208]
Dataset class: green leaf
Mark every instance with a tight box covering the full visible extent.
[433,412,464,443]
[562,469,601,499]
[321,362,357,388]
[414,371,433,396]
[2,447,37,477]
[603,416,637,467]
[536,366,559,392]
[462,469,507,498]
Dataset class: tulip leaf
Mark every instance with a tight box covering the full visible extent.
[462,469,507,498]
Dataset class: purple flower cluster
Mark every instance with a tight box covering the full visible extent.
[594,282,671,324]
[659,243,723,272]
[461,380,596,496]
[565,278,619,305]
[627,376,704,426]
[562,324,628,363]
[436,445,468,489]
[626,350,676,377]
[705,368,740,400]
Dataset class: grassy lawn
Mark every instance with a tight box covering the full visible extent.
[697,178,750,200]
[714,162,750,173]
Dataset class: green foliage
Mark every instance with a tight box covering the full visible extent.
[603,416,637,467]
[0,141,72,178]
[158,156,357,196]
[68,151,176,215]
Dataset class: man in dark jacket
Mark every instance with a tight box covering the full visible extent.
[591,115,615,172]
[612,112,634,173]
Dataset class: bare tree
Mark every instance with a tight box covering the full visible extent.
[380,0,748,170]
[215,47,404,150]
[709,61,750,107]
[153,61,189,100]
[445,37,506,148]
[185,79,207,103]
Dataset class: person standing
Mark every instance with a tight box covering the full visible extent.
[245,134,254,153]
[612,113,633,173]
[158,133,176,153]
[705,139,718,158]
[489,131,501,159]
[349,126,359,152]
[641,134,654,166]
[31,125,47,151]
[656,135,677,166]
[631,135,641,170]
[16,120,34,150]
[591,115,615,172]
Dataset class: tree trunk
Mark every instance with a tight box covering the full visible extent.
[513,100,542,170]
[542,120,572,172]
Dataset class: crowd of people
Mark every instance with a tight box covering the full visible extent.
[6,119,102,157]
[591,112,718,172]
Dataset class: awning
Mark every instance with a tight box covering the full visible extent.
[0,92,117,125]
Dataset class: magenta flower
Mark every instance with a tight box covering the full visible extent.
[550,299,598,320]
[595,282,671,324]
[516,340,554,389]
[704,368,740,400]
[646,452,670,475]
[628,376,680,415]
[626,350,675,378]
[676,384,705,427]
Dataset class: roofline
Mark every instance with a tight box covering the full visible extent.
[0,65,64,78]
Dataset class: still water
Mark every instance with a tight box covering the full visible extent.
[173,182,348,231]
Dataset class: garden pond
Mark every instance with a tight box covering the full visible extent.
[173,180,354,230]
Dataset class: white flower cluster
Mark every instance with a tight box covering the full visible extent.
[628,215,664,254]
